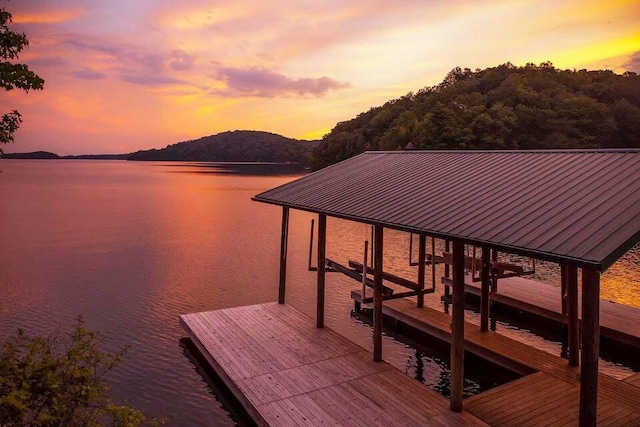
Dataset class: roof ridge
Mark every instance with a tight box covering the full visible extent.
[365,149,640,154]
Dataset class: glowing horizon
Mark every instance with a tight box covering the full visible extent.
[1,0,638,155]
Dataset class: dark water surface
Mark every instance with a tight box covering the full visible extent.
[1,160,639,425]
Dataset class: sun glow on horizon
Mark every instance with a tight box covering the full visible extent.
[1,0,638,155]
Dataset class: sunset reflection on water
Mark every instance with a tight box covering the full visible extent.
[0,159,638,425]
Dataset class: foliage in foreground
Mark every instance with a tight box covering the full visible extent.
[0,317,163,426]
[0,6,45,153]
[311,62,640,169]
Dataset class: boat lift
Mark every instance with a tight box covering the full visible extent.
[307,219,535,307]
[307,220,437,308]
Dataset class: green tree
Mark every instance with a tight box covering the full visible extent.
[312,62,640,169]
[0,6,44,153]
[0,317,164,426]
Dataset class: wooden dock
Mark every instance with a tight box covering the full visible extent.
[441,274,640,348]
[625,373,640,388]
[466,372,640,426]
[355,296,640,426]
[180,302,486,426]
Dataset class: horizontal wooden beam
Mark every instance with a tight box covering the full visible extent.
[349,260,420,291]
[326,259,394,297]
[351,288,436,305]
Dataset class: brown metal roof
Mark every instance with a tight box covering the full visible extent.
[253,150,640,271]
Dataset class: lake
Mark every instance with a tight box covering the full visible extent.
[1,160,638,426]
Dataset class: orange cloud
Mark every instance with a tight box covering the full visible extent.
[12,9,83,24]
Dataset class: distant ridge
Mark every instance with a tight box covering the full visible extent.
[2,151,59,159]
[127,130,318,164]
[2,130,319,165]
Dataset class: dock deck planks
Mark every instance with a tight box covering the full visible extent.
[465,372,640,426]
[442,274,640,348]
[377,297,640,426]
[625,372,640,388]
[383,298,576,380]
[180,302,487,426]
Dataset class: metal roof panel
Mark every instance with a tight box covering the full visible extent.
[254,150,640,270]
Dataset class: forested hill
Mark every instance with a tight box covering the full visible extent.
[127,130,319,164]
[311,62,640,170]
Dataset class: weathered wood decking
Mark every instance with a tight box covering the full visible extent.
[180,302,486,426]
[360,297,640,426]
[466,372,640,426]
[625,372,640,388]
[441,274,640,348]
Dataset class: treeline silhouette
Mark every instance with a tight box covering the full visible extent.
[2,131,318,163]
[311,62,640,170]
[128,130,318,164]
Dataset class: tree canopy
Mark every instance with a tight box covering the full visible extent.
[311,62,640,170]
[0,7,44,152]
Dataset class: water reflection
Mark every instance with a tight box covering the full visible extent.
[157,162,308,176]
[1,160,638,426]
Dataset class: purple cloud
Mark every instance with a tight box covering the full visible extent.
[120,74,187,86]
[214,67,350,97]
[27,56,69,68]
[60,35,201,87]
[73,68,105,80]
[64,38,165,72]
[170,49,194,71]
[62,38,122,57]
[623,52,640,73]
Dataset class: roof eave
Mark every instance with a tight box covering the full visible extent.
[253,196,604,271]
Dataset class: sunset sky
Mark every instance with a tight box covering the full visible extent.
[2,0,639,155]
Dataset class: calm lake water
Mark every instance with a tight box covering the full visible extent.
[1,160,639,426]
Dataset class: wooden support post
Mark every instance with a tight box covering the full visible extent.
[431,237,436,291]
[417,234,426,308]
[278,207,289,304]
[370,226,375,269]
[307,219,315,271]
[444,240,451,298]
[480,246,490,333]
[316,214,327,328]
[561,264,568,315]
[567,265,579,367]
[409,233,414,266]
[450,239,465,412]
[361,241,369,300]
[373,225,384,362]
[579,269,600,427]
[491,249,498,293]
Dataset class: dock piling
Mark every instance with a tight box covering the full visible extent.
[567,265,579,367]
[450,239,465,412]
[579,268,600,427]
[417,234,426,308]
[480,246,490,332]
[317,214,327,328]
[373,225,384,362]
[278,207,289,304]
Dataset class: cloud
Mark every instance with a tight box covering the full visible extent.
[623,51,640,73]
[214,67,350,97]
[10,5,84,24]
[120,74,187,86]
[170,49,195,71]
[62,38,165,72]
[27,56,69,68]
[58,36,202,87]
[73,68,105,80]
